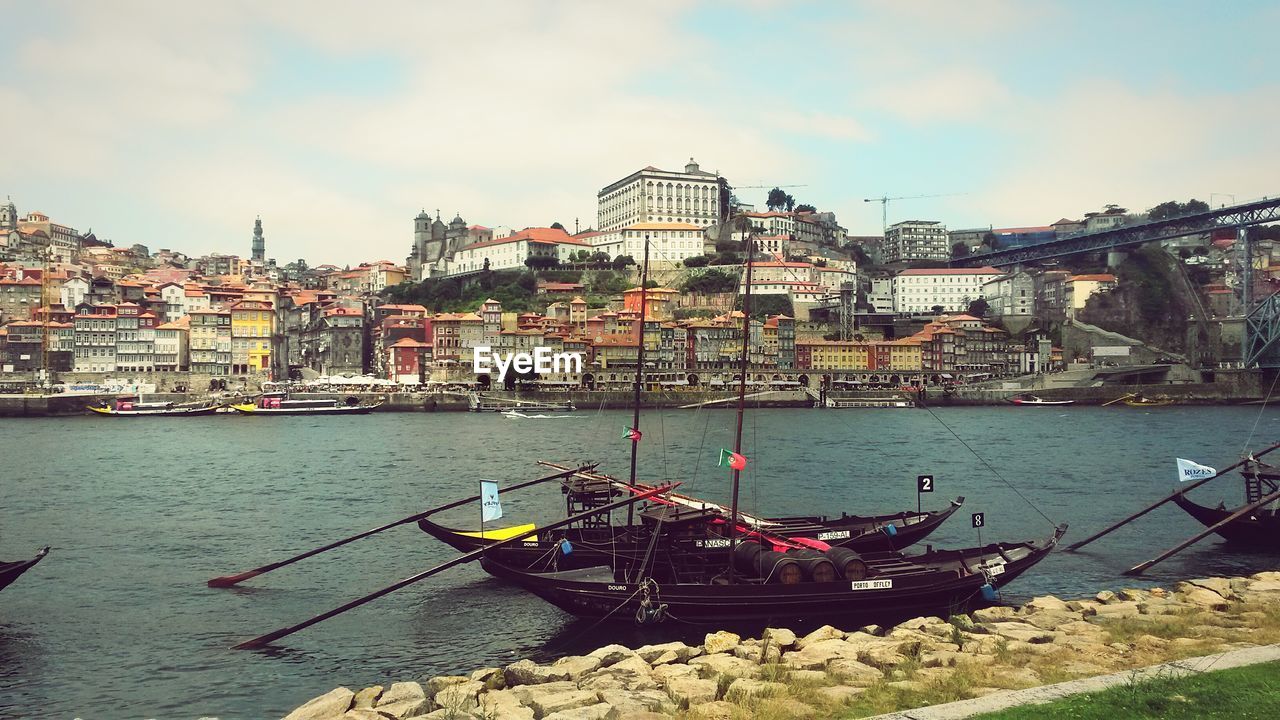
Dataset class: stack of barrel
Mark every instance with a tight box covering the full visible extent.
[733,540,868,583]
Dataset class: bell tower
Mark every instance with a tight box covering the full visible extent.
[251,216,265,262]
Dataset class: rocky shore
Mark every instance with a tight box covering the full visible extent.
[282,571,1280,720]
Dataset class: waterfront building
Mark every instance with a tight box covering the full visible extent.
[189,309,231,376]
[892,267,1002,314]
[387,337,431,383]
[0,275,42,321]
[1065,273,1118,319]
[588,222,706,265]
[72,303,118,373]
[230,299,274,375]
[2,320,73,372]
[446,227,590,276]
[597,158,725,232]
[113,304,157,373]
[154,316,189,372]
[982,270,1035,318]
[60,276,89,311]
[299,306,365,376]
[883,220,949,263]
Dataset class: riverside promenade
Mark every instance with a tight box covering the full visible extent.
[279,571,1280,720]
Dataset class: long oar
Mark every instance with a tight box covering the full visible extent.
[208,464,597,587]
[1101,393,1135,407]
[1124,487,1280,575]
[232,483,675,650]
[1066,441,1280,552]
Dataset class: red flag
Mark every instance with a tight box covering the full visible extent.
[718,449,747,471]
[623,426,642,442]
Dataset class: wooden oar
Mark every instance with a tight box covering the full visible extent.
[1101,393,1136,407]
[1066,441,1280,552]
[208,464,597,587]
[231,483,676,650]
[1124,487,1280,575]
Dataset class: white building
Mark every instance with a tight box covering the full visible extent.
[868,276,894,313]
[884,220,949,263]
[589,222,706,264]
[158,283,187,322]
[893,267,1002,314]
[60,276,89,310]
[982,270,1035,318]
[597,159,723,232]
[447,227,590,276]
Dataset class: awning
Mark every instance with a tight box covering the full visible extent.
[941,374,954,379]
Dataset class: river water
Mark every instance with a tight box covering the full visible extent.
[3,406,1280,719]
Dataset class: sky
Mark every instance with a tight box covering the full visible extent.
[1,0,1277,266]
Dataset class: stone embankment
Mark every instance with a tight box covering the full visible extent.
[282,571,1280,720]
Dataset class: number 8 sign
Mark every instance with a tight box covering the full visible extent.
[971,512,985,528]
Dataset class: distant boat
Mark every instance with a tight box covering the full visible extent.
[1,546,49,593]
[228,392,381,415]
[1122,395,1175,407]
[88,397,221,417]
[1008,395,1074,406]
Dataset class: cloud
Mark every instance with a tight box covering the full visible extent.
[765,110,874,141]
[865,67,1011,124]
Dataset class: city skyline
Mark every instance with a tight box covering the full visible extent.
[1,0,1277,265]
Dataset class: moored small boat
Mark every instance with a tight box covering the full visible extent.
[229,392,382,415]
[1122,395,1175,407]
[1008,395,1074,406]
[1,546,50,593]
[88,397,221,417]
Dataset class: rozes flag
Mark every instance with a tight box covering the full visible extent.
[623,426,642,442]
[480,480,503,522]
[1176,458,1216,482]
[718,449,747,471]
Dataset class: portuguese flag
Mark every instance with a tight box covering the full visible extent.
[623,426,642,442]
[718,449,747,471]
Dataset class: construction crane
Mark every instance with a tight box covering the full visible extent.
[863,193,965,233]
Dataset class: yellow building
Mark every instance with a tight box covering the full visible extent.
[886,338,923,371]
[230,299,274,374]
[804,340,872,370]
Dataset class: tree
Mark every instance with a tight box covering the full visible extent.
[550,221,566,231]
[966,298,990,318]
[952,242,971,259]
[795,204,816,213]
[682,269,737,293]
[1177,247,1192,260]
[524,255,559,271]
[589,251,611,264]
[784,194,795,212]
[682,255,710,268]
[766,187,788,211]
[715,239,740,253]
[930,305,945,316]
[1148,199,1211,221]
[611,255,636,271]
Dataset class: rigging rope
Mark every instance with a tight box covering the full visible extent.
[1241,370,1280,457]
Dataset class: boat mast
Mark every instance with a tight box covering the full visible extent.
[727,235,754,583]
[627,236,651,527]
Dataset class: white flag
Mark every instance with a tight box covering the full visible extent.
[480,480,503,522]
[1176,458,1216,482]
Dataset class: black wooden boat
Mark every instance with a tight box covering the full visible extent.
[479,526,1066,625]
[0,546,49,593]
[1169,494,1280,548]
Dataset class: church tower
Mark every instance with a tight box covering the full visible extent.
[252,216,265,262]
[0,196,17,231]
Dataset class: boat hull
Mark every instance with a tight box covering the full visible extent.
[479,527,1065,625]
[88,405,220,417]
[230,403,381,415]
[1171,494,1280,549]
[0,546,49,593]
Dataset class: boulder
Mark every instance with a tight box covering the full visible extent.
[649,650,681,666]
[1176,587,1230,611]
[783,638,861,670]
[1024,595,1071,613]
[596,689,672,715]
[524,690,600,719]
[762,627,797,649]
[509,682,579,706]
[857,645,907,670]
[285,688,356,720]
[477,690,534,720]
[826,659,883,685]
[895,616,954,639]
[1089,602,1141,619]
[856,624,885,636]
[795,624,845,649]
[1251,571,1280,582]
[702,631,741,655]
[996,667,1040,687]
[374,683,430,720]
[434,680,483,712]
[816,685,866,704]
[971,606,1018,623]
[788,669,828,683]
[341,711,391,720]
[963,635,1004,655]
[578,656,658,692]
[550,656,603,680]
[586,645,637,668]
[1095,590,1117,603]
[635,641,699,664]
[724,678,786,700]
[661,677,718,706]
[504,659,595,686]
[1117,588,1151,603]
[687,653,760,679]
[920,649,967,668]
[732,642,781,664]
[1021,610,1080,630]
[754,697,818,718]
[542,703,612,720]
[352,687,384,710]
[686,700,737,720]
[983,622,1057,644]
[651,664,699,683]
[469,669,505,691]
[426,677,471,696]
[1184,577,1237,599]
[949,615,975,632]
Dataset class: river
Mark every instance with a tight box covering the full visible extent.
[2,406,1279,718]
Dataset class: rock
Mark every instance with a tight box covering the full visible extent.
[1185,577,1237,599]
[1134,635,1168,652]
[997,667,1040,687]
[586,645,637,668]
[857,624,886,636]
[984,622,1057,644]
[949,615,975,632]
[597,689,672,715]
[787,668,828,683]
[687,700,736,720]
[504,660,564,686]
[341,711,391,720]
[895,616,954,639]
[783,638,861,670]
[1024,595,1071,613]
[1177,587,1230,611]
[762,627,797,649]
[921,650,967,668]
[635,641,699,664]
[509,682,579,705]
[1021,610,1080,630]
[1252,571,1280,582]
[285,688,356,720]
[542,703,612,720]
[1090,602,1141,619]
[886,680,928,692]
[524,690,600,719]
[702,630,741,655]
[649,650,681,666]
[816,685,866,704]
[1118,588,1151,602]
[858,644,907,669]
[725,678,786,700]
[1137,599,1184,615]
[754,697,818,718]
[469,669,505,691]
[605,713,668,720]
[1054,621,1110,639]
[651,664,699,683]
[688,652,760,679]
[551,656,602,680]
[827,659,883,685]
[732,642,781,664]
[661,677,718,706]
[1095,590,1117,603]
[1067,600,1102,614]
[578,655,657,692]
[795,624,845,649]
[964,635,1004,655]
[434,680,483,712]
[1244,580,1280,594]
[374,682,430,719]
[477,690,534,720]
[420,709,478,720]
[1060,660,1108,676]
[352,687,384,710]
[426,677,471,696]
[971,606,1018,623]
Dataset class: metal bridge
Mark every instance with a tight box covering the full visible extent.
[952,196,1280,368]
